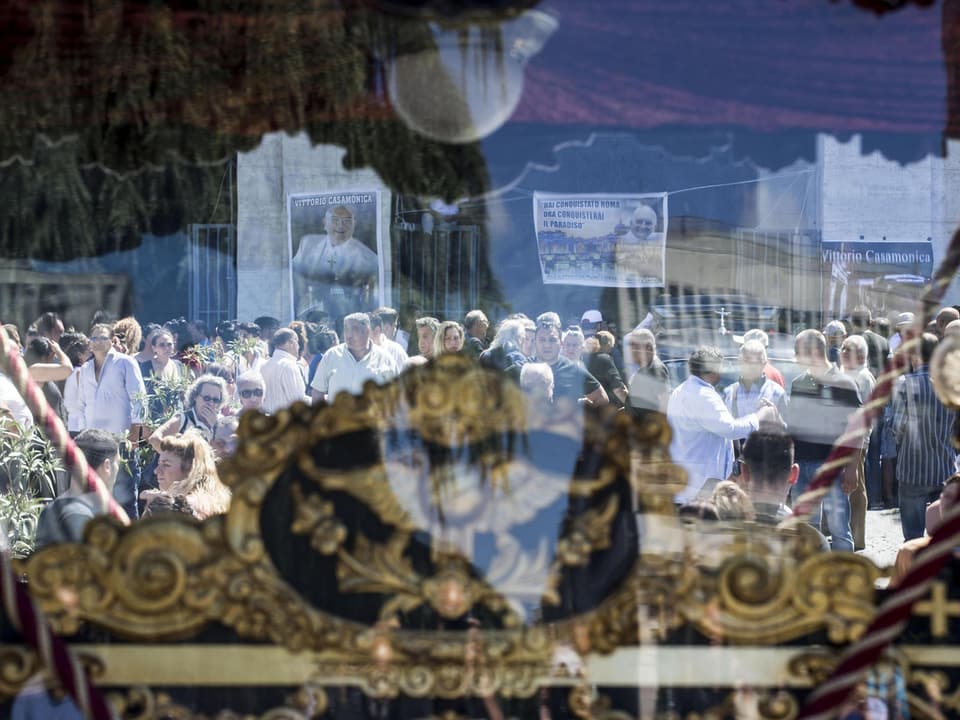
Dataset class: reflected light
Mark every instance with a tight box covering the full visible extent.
[386,10,558,144]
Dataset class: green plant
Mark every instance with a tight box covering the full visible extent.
[0,424,64,558]
[0,492,45,558]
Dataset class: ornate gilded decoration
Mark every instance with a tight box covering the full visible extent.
[9,353,909,711]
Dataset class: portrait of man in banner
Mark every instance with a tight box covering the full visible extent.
[289,191,382,322]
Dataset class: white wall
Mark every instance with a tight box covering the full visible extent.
[236,133,392,322]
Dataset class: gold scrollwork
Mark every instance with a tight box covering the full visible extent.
[107,684,327,719]
[14,353,894,705]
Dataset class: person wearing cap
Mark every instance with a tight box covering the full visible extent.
[732,329,785,389]
[34,429,120,548]
[888,311,916,354]
[580,309,604,337]
[823,320,847,366]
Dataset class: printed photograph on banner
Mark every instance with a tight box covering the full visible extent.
[288,190,383,322]
[533,192,667,287]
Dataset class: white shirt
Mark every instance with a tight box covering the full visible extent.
[63,368,84,433]
[292,235,378,281]
[311,343,398,401]
[77,351,146,434]
[260,348,309,414]
[376,336,408,369]
[0,371,33,429]
[667,375,759,504]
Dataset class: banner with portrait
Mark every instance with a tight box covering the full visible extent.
[533,192,667,287]
[287,190,385,322]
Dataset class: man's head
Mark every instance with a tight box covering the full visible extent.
[625,329,657,368]
[35,312,64,343]
[415,317,440,358]
[254,316,281,342]
[561,327,584,362]
[942,473,960,516]
[738,340,767,384]
[840,334,868,371]
[520,362,554,402]
[343,313,372,356]
[326,205,355,245]
[579,309,602,336]
[595,330,615,354]
[823,320,846,348]
[739,429,798,501]
[629,205,657,241]
[936,307,960,338]
[913,332,939,367]
[688,346,723,385]
[535,313,563,365]
[794,329,828,371]
[850,305,872,332]
[270,327,299,357]
[372,307,399,340]
[88,323,114,356]
[464,310,489,340]
[236,371,266,412]
[74,429,121,491]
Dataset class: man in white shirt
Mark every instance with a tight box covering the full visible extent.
[260,328,310,414]
[77,323,147,517]
[667,346,779,504]
[370,310,408,369]
[311,313,398,403]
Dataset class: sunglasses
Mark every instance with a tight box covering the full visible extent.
[240,388,264,398]
[155,341,173,348]
[200,394,223,404]
[90,335,111,342]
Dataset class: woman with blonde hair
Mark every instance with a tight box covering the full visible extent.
[142,430,231,519]
[433,320,464,357]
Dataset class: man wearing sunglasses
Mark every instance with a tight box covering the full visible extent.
[236,371,267,414]
[76,322,147,519]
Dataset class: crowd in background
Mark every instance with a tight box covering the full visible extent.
[0,302,957,573]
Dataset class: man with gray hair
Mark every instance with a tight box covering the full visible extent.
[260,327,309,414]
[724,340,788,420]
[625,328,669,413]
[462,310,490,359]
[311,312,398,403]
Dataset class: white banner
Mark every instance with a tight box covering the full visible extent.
[287,190,384,321]
[533,191,667,287]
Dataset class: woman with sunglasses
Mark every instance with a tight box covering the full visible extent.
[235,371,266,414]
[139,329,187,423]
[148,374,227,451]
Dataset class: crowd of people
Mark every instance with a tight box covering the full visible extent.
[1,302,958,566]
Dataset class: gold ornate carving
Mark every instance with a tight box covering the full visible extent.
[14,354,894,705]
[107,684,328,719]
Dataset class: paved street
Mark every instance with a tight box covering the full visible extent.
[860,507,904,571]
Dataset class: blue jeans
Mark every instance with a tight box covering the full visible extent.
[113,444,141,520]
[865,426,883,508]
[898,484,941,541]
[794,460,854,552]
